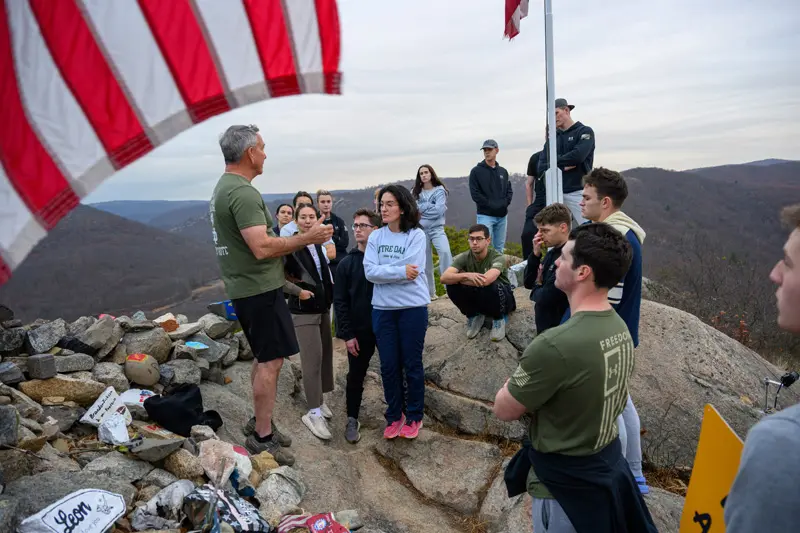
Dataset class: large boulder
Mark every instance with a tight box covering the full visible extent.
[78,315,123,360]
[4,471,136,518]
[19,375,107,406]
[632,300,800,467]
[123,328,172,364]
[26,319,66,353]
[375,429,502,515]
[645,488,685,533]
[425,385,525,440]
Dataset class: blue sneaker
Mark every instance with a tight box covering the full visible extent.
[634,476,650,495]
[490,319,506,342]
[466,315,484,339]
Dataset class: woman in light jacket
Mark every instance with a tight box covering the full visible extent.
[364,184,429,440]
[412,164,452,300]
[284,204,335,441]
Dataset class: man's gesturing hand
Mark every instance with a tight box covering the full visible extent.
[304,218,334,245]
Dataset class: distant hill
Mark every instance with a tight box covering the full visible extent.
[90,200,208,224]
[0,205,221,322]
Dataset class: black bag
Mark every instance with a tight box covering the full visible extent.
[143,383,222,437]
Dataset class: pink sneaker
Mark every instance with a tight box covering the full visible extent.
[400,420,422,439]
[383,414,406,439]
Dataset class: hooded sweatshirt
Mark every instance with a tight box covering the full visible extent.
[561,212,646,346]
[536,121,595,194]
[603,211,646,346]
[417,186,448,229]
[363,226,430,310]
[333,248,374,340]
[469,160,513,217]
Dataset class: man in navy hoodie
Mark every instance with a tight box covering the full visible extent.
[537,98,595,227]
[469,139,513,253]
[577,167,649,494]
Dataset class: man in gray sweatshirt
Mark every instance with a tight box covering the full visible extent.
[725,203,800,532]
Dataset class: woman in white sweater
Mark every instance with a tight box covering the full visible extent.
[364,184,430,440]
[412,165,452,300]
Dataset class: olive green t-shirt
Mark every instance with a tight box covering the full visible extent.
[507,309,635,498]
[210,173,284,299]
[451,248,509,286]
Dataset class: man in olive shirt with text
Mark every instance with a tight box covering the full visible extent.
[493,224,655,532]
[210,125,333,465]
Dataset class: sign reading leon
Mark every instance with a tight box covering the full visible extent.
[680,404,745,533]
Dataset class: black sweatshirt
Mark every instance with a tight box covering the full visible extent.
[469,160,513,217]
[536,121,595,194]
[333,248,374,340]
[323,212,349,266]
[524,244,568,333]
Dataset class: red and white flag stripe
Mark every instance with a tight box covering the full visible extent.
[0,0,342,286]
[504,0,529,40]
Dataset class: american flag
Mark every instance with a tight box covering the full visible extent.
[0,0,342,285]
[504,0,529,40]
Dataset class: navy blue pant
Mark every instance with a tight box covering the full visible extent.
[372,307,428,424]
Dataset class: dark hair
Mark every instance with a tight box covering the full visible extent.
[534,203,572,227]
[378,185,420,232]
[412,165,448,199]
[293,191,314,207]
[582,167,628,208]
[569,223,632,290]
[353,208,381,228]
[468,224,490,238]
[276,203,294,216]
[294,203,319,221]
[781,204,800,229]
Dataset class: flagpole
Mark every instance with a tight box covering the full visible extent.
[543,0,562,205]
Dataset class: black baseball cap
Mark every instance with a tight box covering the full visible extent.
[555,98,575,110]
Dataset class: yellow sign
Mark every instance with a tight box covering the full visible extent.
[679,404,745,533]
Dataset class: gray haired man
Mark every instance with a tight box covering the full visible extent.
[210,125,333,465]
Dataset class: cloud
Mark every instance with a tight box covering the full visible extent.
[85,0,800,202]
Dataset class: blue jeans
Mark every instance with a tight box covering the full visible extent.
[476,214,507,253]
[423,225,452,297]
[372,307,428,423]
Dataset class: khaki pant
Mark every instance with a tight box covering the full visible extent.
[293,311,334,409]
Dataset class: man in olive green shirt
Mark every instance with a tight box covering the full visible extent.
[493,223,655,532]
[210,125,333,465]
[440,224,516,341]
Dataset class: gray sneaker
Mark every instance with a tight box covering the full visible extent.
[466,314,484,339]
[244,434,295,466]
[243,417,292,447]
[345,417,361,444]
[490,318,506,342]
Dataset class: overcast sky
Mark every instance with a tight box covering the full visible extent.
[86,0,800,203]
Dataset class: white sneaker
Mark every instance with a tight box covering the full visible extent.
[430,294,439,301]
[302,412,332,440]
[320,403,333,420]
[490,318,506,342]
[466,314,484,339]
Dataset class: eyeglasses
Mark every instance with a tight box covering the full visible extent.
[352,223,375,231]
[468,236,487,242]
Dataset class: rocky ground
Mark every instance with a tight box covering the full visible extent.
[0,289,793,532]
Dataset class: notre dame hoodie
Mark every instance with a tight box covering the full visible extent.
[363,226,431,310]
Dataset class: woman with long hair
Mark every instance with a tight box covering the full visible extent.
[364,185,429,440]
[412,164,452,301]
[283,203,335,440]
[273,203,294,235]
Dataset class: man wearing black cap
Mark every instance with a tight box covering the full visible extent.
[537,98,595,226]
[469,139,513,253]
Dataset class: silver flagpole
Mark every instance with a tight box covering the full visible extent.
[543,0,562,205]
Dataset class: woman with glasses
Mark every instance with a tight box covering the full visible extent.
[284,203,335,440]
[412,164,452,301]
[364,185,430,440]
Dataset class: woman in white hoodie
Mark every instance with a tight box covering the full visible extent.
[412,165,452,300]
[364,184,430,440]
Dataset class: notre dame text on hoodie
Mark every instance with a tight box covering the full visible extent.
[363,226,431,310]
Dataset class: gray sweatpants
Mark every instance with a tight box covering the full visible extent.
[293,311,334,409]
[533,497,576,532]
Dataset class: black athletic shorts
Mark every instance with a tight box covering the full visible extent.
[232,288,299,363]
